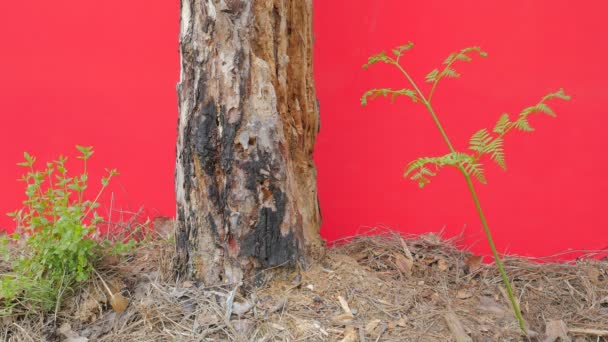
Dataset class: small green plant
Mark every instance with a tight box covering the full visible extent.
[0,146,127,314]
[361,42,570,334]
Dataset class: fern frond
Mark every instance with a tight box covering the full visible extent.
[410,167,436,188]
[392,42,415,58]
[404,157,436,178]
[443,53,457,65]
[444,68,461,78]
[443,47,487,65]
[454,53,473,62]
[425,69,439,83]
[469,129,492,153]
[405,152,489,187]
[486,138,506,170]
[534,103,556,117]
[441,152,473,166]
[361,88,419,106]
[404,157,441,188]
[542,88,571,102]
[430,46,488,100]
[362,51,394,69]
[461,160,487,184]
[493,113,511,134]
[514,117,534,132]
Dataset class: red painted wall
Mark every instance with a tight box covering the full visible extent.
[1,1,606,258]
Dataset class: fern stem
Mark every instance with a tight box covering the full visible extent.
[462,173,527,334]
[392,59,527,335]
[392,63,457,153]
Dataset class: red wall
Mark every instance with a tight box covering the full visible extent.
[1,1,607,258]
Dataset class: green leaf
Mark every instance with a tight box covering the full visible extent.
[24,152,34,164]
[463,161,487,184]
[486,138,506,170]
[514,118,534,132]
[363,51,393,69]
[76,145,94,160]
[443,68,461,78]
[535,103,556,117]
[543,88,571,102]
[106,168,119,177]
[361,88,419,106]
[392,42,414,57]
[454,53,472,62]
[469,129,492,153]
[425,69,439,83]
[443,53,456,65]
[493,113,511,134]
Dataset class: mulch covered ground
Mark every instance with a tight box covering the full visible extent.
[2,226,607,341]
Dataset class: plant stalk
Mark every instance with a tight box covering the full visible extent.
[394,60,528,334]
[462,173,527,333]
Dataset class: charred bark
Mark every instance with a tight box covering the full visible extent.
[175,0,322,285]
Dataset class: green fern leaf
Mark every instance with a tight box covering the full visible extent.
[542,88,571,102]
[426,69,439,83]
[405,159,437,188]
[454,53,472,62]
[462,161,487,184]
[535,103,556,117]
[443,68,461,78]
[469,129,492,153]
[362,51,393,69]
[420,167,436,176]
[493,113,511,134]
[442,152,471,167]
[404,158,429,178]
[486,138,506,170]
[443,53,456,65]
[361,88,419,106]
[392,42,415,58]
[519,106,535,118]
[514,118,534,132]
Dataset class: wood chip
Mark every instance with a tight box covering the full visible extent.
[394,253,413,276]
[437,258,449,272]
[364,319,381,334]
[456,289,473,299]
[338,296,354,317]
[544,319,571,342]
[340,326,358,342]
[420,232,442,245]
[584,267,601,284]
[465,255,483,273]
[232,300,254,317]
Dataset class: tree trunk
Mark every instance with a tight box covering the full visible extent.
[174,0,322,285]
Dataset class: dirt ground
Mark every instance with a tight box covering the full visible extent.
[1,226,607,342]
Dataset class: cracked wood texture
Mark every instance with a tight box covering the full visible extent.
[175,0,322,285]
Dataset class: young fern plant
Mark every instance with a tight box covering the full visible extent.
[361,42,570,335]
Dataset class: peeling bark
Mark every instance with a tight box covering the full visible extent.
[175,0,322,285]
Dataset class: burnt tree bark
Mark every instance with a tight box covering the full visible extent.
[175,0,322,285]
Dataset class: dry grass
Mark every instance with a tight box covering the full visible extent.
[1,226,607,342]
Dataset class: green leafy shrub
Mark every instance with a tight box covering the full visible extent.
[361,42,570,334]
[0,146,129,314]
